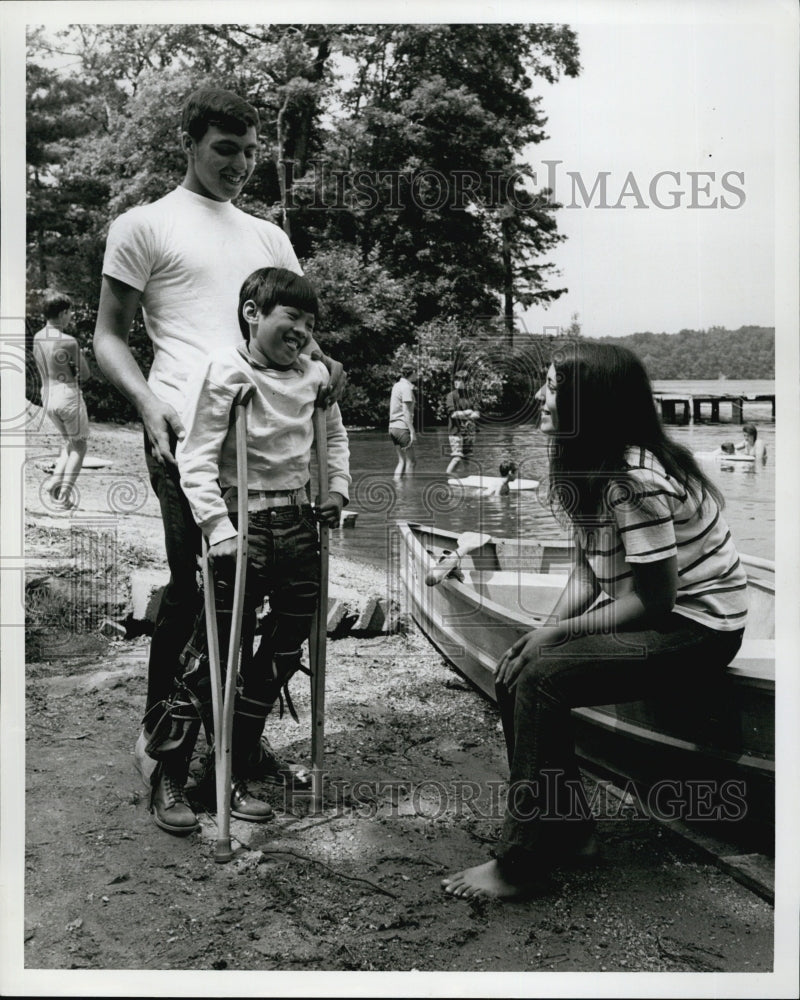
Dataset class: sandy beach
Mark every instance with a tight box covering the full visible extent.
[18,417,774,976]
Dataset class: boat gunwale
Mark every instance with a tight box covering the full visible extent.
[400,522,775,689]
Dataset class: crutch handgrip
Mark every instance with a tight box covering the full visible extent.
[232,384,255,408]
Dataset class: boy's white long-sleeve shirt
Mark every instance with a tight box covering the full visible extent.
[176,343,350,546]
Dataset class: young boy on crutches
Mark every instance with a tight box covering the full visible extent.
[144,267,349,839]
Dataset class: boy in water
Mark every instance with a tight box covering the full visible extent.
[484,459,518,497]
[32,291,91,509]
[144,267,350,835]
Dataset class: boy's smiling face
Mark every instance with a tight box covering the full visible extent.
[183,124,258,203]
[245,301,315,368]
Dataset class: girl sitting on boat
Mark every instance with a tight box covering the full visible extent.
[442,341,748,901]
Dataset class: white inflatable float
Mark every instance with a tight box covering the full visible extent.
[694,451,755,470]
[448,475,540,492]
[39,455,112,472]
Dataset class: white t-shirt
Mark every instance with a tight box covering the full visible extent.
[388,377,415,430]
[102,186,301,412]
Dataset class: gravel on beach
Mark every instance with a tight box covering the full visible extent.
[15,417,777,982]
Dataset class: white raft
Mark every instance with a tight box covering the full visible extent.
[448,475,540,492]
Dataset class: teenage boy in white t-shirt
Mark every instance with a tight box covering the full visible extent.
[93,89,345,823]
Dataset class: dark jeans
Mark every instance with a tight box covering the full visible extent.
[186,506,320,707]
[493,614,744,873]
[144,434,202,716]
[143,431,319,719]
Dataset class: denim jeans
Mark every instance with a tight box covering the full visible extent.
[186,505,321,707]
[493,614,744,873]
[143,433,202,716]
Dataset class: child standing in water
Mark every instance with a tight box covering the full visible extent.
[442,342,747,900]
[33,291,91,509]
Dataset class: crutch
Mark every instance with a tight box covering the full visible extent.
[308,400,330,813]
[201,386,253,863]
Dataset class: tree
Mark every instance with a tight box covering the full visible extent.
[25,23,583,423]
[561,312,582,338]
[391,317,507,428]
[296,24,581,324]
[302,244,416,424]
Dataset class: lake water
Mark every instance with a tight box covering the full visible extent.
[331,380,775,569]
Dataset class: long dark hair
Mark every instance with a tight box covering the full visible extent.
[547,341,723,524]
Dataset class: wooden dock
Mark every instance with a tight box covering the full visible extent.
[654,392,775,425]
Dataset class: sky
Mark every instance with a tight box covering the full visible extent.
[520,17,780,338]
[2,1,793,343]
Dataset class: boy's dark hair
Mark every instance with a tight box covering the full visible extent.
[499,459,518,477]
[400,362,415,378]
[720,442,736,454]
[238,267,319,337]
[42,290,73,320]
[182,88,260,141]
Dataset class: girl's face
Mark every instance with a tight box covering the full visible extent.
[535,363,559,434]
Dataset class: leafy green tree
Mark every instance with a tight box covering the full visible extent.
[25,23,583,423]
[600,327,774,380]
[295,24,580,325]
[302,245,415,424]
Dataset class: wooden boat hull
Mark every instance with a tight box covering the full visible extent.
[398,522,775,846]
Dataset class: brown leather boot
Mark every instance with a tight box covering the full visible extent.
[150,761,200,836]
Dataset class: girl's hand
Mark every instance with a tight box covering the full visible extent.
[495,627,560,691]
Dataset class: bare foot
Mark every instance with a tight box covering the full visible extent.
[52,495,77,511]
[441,859,540,901]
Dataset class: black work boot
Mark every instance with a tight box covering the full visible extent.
[230,778,273,822]
[242,734,312,789]
[150,758,200,836]
[233,694,311,789]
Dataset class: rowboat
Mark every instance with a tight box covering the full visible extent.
[398,521,775,848]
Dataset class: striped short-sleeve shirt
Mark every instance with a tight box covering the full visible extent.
[575,447,748,631]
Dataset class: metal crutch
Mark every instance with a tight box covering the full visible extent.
[201,386,253,863]
[309,402,330,813]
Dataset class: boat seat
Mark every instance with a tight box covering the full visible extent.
[727,638,774,686]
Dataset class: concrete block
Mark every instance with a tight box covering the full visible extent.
[339,510,358,529]
[100,618,127,639]
[129,568,168,623]
[326,598,357,638]
[351,595,388,636]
